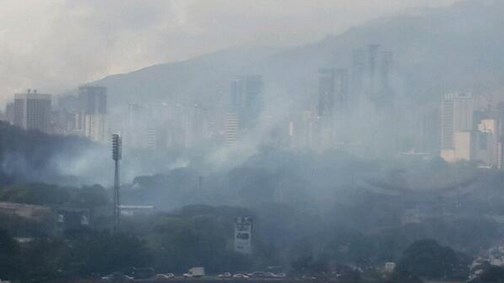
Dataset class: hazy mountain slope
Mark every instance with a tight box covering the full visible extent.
[92,0,504,111]
[95,46,280,110]
[251,0,504,105]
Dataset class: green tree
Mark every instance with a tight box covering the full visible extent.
[291,254,329,277]
[151,215,250,273]
[395,239,469,280]
[0,183,71,205]
[0,229,21,280]
[19,238,69,283]
[66,231,152,276]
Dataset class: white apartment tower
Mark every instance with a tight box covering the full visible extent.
[13,90,52,133]
[440,92,477,162]
[77,86,107,142]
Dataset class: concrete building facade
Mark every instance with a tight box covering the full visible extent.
[13,90,52,133]
[77,86,107,142]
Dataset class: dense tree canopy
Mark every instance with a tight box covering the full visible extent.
[0,121,91,186]
[395,239,470,281]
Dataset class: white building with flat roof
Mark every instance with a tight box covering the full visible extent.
[13,90,52,133]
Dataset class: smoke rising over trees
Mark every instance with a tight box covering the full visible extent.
[2,1,504,282]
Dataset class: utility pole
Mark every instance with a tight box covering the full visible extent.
[112,133,122,232]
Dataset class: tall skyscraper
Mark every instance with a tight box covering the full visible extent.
[53,95,79,135]
[476,119,499,167]
[317,68,349,117]
[224,112,240,146]
[77,86,107,142]
[124,103,160,149]
[440,92,477,161]
[78,86,107,115]
[13,90,52,133]
[362,44,394,108]
[230,75,263,128]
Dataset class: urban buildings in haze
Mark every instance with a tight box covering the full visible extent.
[13,89,52,133]
[350,44,394,108]
[230,75,263,129]
[77,85,108,143]
[439,92,504,168]
[78,86,107,115]
[223,75,263,146]
[224,112,240,147]
[440,92,477,162]
[7,43,504,171]
[317,68,349,117]
[124,103,164,149]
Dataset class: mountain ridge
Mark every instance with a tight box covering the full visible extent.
[90,0,504,112]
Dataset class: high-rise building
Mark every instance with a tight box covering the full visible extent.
[185,104,208,148]
[440,92,477,162]
[452,131,477,161]
[317,68,348,117]
[144,126,158,150]
[441,93,476,149]
[476,119,499,166]
[315,68,349,150]
[77,86,107,142]
[51,95,80,136]
[230,75,263,128]
[124,103,159,149]
[13,90,52,133]
[224,112,239,146]
[361,44,394,108]
[78,86,107,115]
[83,115,107,142]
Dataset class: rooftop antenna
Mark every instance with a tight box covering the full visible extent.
[112,133,122,232]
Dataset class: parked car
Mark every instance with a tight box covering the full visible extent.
[155,273,175,281]
[218,272,232,278]
[273,272,286,278]
[131,267,156,279]
[101,272,134,282]
[250,271,269,278]
[232,273,249,279]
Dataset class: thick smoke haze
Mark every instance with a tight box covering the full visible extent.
[2,2,504,281]
[0,0,460,106]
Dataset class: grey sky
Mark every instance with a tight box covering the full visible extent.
[0,0,460,104]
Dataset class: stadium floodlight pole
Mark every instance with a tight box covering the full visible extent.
[112,133,122,232]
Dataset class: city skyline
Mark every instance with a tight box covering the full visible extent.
[0,0,461,106]
[0,2,503,282]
